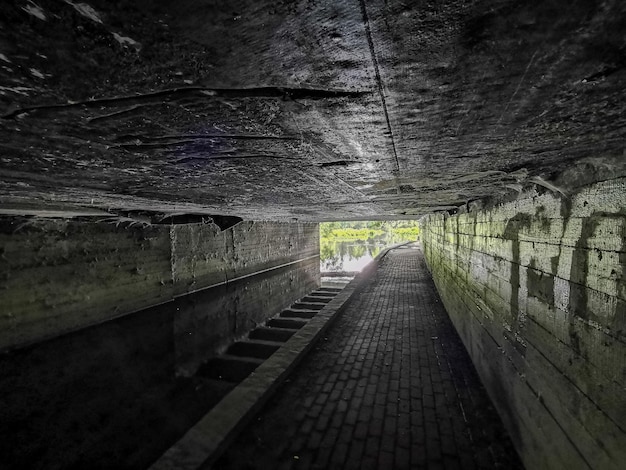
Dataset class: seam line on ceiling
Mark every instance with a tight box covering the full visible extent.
[358,0,400,173]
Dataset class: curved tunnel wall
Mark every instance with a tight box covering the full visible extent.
[420,178,626,470]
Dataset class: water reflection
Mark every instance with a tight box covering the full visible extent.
[320,234,413,273]
[320,240,381,273]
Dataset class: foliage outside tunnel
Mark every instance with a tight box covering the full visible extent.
[320,221,419,273]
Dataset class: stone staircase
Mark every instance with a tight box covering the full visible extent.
[196,287,342,383]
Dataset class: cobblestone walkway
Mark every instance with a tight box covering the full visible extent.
[215,244,523,469]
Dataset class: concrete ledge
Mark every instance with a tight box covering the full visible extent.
[149,243,406,470]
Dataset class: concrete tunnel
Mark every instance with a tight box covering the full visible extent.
[0,0,625,468]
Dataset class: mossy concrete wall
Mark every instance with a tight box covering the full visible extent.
[0,219,320,351]
[420,178,626,470]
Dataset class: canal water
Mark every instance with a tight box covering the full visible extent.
[0,258,318,470]
[320,240,383,273]
[320,234,416,276]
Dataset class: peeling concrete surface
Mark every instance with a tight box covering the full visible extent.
[0,0,624,219]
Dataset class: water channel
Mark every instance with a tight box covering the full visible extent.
[320,232,418,286]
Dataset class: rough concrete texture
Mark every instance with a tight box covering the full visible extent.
[1,0,625,220]
[0,218,319,350]
[420,178,626,469]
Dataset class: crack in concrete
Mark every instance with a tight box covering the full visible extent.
[2,86,372,119]
[358,0,400,174]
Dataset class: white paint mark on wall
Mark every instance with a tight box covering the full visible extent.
[64,1,103,23]
[554,277,570,312]
[349,139,365,159]
[22,1,46,20]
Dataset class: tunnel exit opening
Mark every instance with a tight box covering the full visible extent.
[319,220,420,288]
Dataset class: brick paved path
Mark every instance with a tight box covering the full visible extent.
[215,244,523,469]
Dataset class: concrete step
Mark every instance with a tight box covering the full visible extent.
[193,287,335,387]
[291,302,326,311]
[248,326,298,342]
[301,295,333,303]
[280,309,317,319]
[226,340,282,359]
[307,291,336,298]
[316,287,343,293]
[197,355,264,382]
[266,318,308,329]
[154,277,360,470]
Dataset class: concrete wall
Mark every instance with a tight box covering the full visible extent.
[174,257,319,376]
[0,218,319,351]
[420,178,626,470]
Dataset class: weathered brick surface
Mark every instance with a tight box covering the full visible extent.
[215,245,521,469]
[420,178,626,470]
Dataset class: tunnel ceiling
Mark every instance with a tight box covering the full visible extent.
[1,0,625,221]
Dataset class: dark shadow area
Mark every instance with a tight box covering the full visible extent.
[0,258,317,470]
